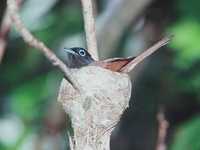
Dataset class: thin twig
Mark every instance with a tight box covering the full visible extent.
[80,0,99,60]
[7,0,80,90]
[0,9,11,63]
[0,38,6,63]
[0,0,21,63]
[156,109,169,150]
[121,36,171,73]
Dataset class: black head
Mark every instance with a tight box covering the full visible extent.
[64,47,95,68]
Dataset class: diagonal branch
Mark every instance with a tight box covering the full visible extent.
[121,36,171,73]
[80,0,99,60]
[0,8,11,63]
[7,0,80,90]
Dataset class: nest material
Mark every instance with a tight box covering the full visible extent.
[58,66,132,150]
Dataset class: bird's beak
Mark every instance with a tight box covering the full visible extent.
[64,48,77,55]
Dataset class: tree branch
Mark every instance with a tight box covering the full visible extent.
[7,0,80,90]
[0,8,11,63]
[156,109,169,150]
[80,0,99,60]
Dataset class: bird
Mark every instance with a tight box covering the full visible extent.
[64,47,136,72]
[64,37,170,73]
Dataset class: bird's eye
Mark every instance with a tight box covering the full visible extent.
[79,49,86,56]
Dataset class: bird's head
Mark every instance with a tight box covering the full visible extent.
[64,47,95,68]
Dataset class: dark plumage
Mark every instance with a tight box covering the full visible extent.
[64,47,95,68]
[64,47,136,72]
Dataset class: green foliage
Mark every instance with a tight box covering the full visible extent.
[176,73,200,95]
[10,75,48,121]
[169,0,200,69]
[170,20,200,69]
[0,142,8,150]
[177,0,200,20]
[171,116,200,150]
[10,129,30,150]
[9,72,60,121]
[35,6,83,45]
[168,0,200,98]
[168,20,200,97]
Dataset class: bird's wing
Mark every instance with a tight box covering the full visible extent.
[92,57,135,72]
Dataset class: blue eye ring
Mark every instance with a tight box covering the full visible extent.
[79,49,86,56]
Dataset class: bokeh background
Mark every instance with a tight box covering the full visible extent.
[1,0,200,150]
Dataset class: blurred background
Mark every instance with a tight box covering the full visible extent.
[1,0,200,150]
